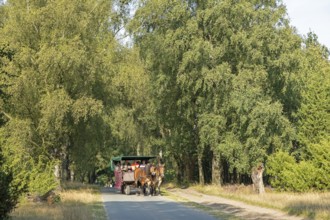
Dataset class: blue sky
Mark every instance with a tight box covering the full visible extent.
[283,0,330,49]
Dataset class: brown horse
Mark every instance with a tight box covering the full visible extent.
[150,163,165,196]
[134,167,151,196]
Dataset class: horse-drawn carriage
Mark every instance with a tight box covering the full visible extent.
[110,155,165,196]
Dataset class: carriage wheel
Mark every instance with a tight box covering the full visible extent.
[150,186,155,196]
[124,185,131,195]
[145,186,151,196]
[121,184,125,194]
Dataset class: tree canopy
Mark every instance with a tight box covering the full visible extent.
[0,1,329,214]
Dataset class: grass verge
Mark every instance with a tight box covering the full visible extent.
[10,182,107,220]
[191,184,330,220]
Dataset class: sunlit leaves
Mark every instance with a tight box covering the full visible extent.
[131,0,303,184]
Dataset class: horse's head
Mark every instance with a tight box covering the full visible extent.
[150,165,156,176]
[158,163,165,178]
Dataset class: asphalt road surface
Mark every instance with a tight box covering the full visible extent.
[101,187,218,220]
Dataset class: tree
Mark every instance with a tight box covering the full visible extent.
[295,33,330,150]
[0,0,157,188]
[0,0,117,187]
[106,47,156,156]
[266,34,330,192]
[130,0,301,185]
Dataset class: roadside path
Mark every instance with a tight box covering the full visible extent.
[166,188,307,220]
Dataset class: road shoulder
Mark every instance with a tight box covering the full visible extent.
[166,187,306,220]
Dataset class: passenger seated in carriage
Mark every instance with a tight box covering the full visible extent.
[139,160,146,169]
[127,162,133,171]
[114,161,121,171]
[122,160,131,171]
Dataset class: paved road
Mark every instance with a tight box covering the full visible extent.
[101,187,218,220]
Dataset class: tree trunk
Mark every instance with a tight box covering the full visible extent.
[136,143,141,156]
[70,170,75,182]
[61,153,69,181]
[54,164,61,181]
[184,156,195,182]
[198,153,204,185]
[88,170,97,184]
[176,159,184,184]
[251,163,265,194]
[184,161,190,182]
[69,161,75,182]
[211,150,221,186]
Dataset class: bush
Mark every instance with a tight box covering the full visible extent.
[27,156,58,197]
[280,161,318,192]
[96,174,109,186]
[267,150,328,192]
[266,151,295,189]
[0,150,22,219]
[308,139,330,190]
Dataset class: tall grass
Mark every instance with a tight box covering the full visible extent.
[192,184,330,220]
[10,182,106,220]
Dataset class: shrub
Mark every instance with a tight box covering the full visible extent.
[27,156,59,197]
[308,139,330,190]
[267,150,328,192]
[266,151,295,189]
[0,149,22,219]
[280,161,318,192]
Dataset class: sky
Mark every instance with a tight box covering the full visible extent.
[283,0,330,49]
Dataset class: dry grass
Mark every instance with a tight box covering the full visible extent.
[192,184,330,220]
[10,182,106,220]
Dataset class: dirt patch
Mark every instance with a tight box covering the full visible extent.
[166,187,308,220]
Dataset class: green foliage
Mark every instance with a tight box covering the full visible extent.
[0,119,35,192]
[96,174,109,186]
[308,139,330,190]
[280,161,318,192]
[267,151,295,189]
[267,146,330,192]
[0,0,329,192]
[27,156,58,196]
[268,151,304,192]
[0,119,59,196]
[0,148,22,219]
[0,0,137,187]
[131,0,301,184]
[295,43,330,148]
